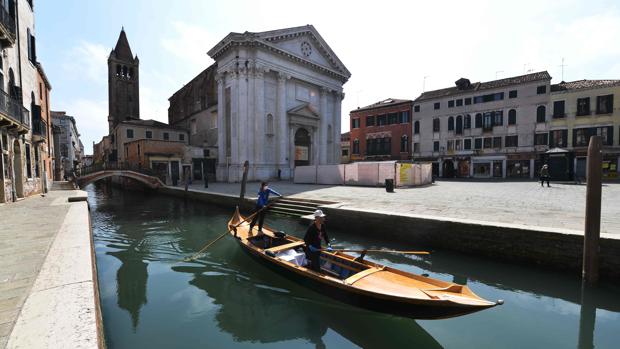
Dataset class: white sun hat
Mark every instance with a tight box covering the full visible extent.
[313,209,326,218]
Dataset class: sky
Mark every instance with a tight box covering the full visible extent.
[36,0,620,154]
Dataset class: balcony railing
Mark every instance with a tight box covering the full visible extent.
[32,117,47,139]
[0,89,30,129]
[0,3,16,45]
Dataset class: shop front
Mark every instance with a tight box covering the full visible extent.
[471,156,505,178]
[506,153,534,178]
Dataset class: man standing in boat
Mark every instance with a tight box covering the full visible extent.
[304,209,332,272]
[249,182,282,234]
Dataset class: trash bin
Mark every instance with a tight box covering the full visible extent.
[385,178,394,192]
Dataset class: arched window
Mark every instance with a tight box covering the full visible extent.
[475,113,482,128]
[433,118,440,132]
[456,115,463,134]
[414,120,420,134]
[448,116,454,131]
[116,64,121,77]
[128,67,134,79]
[536,105,546,123]
[8,68,15,98]
[122,66,128,78]
[353,139,360,154]
[0,57,4,93]
[265,114,274,135]
[464,114,471,129]
[30,91,35,124]
[400,135,409,152]
[508,109,517,125]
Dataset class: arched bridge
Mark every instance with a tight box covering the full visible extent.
[75,164,166,189]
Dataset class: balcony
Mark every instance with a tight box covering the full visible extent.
[32,108,47,142]
[0,3,16,47]
[0,89,30,134]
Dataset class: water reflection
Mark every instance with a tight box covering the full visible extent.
[172,256,443,349]
[108,247,148,330]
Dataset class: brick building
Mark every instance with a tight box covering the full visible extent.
[349,98,413,161]
[125,139,186,184]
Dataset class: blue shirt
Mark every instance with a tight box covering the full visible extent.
[256,187,281,207]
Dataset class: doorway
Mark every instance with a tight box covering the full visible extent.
[294,128,311,167]
[13,140,23,198]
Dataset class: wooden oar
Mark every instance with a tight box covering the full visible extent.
[322,248,430,255]
[182,199,281,262]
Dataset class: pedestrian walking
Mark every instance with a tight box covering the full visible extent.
[539,164,550,187]
[248,182,282,234]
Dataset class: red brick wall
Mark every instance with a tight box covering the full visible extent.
[349,102,413,161]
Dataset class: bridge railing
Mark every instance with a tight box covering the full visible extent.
[78,162,159,178]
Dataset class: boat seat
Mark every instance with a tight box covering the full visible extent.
[265,241,305,253]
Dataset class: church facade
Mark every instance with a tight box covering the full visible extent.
[207,25,350,182]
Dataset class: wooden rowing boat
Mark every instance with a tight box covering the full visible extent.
[227,207,501,320]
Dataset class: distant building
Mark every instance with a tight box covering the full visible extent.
[52,111,83,178]
[82,155,93,167]
[169,25,351,183]
[35,62,54,188]
[340,132,350,163]
[108,28,140,134]
[349,98,413,162]
[412,71,620,180]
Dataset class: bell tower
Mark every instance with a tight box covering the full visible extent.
[108,28,140,133]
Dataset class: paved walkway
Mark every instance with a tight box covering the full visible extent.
[183,180,620,235]
[0,190,86,348]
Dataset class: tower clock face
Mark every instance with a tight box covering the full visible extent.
[300,41,312,57]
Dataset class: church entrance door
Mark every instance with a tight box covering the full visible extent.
[294,128,311,167]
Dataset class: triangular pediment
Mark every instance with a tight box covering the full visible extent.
[257,25,350,78]
[288,103,319,119]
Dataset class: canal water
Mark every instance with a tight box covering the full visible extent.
[88,183,620,349]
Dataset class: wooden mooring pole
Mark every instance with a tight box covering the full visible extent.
[239,161,249,205]
[582,136,602,284]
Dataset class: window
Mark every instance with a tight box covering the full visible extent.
[126,129,134,138]
[573,126,614,146]
[353,139,360,154]
[505,135,518,147]
[553,100,565,118]
[434,102,440,110]
[577,98,590,116]
[456,115,463,134]
[493,137,502,148]
[163,132,169,141]
[413,142,420,153]
[549,130,568,147]
[596,95,613,114]
[400,135,409,152]
[447,140,454,151]
[34,146,40,177]
[366,115,375,127]
[433,141,439,152]
[509,90,518,98]
[534,133,548,146]
[448,100,455,108]
[483,112,493,131]
[388,113,398,124]
[179,133,185,141]
[536,105,546,123]
[351,118,360,128]
[483,137,492,148]
[475,113,482,128]
[25,143,32,178]
[433,118,440,132]
[464,114,471,129]
[414,120,420,134]
[456,99,463,107]
[464,139,472,150]
[455,139,462,151]
[474,138,482,149]
[537,85,547,94]
[377,115,387,126]
[400,111,410,123]
[493,110,503,126]
[448,116,454,131]
[342,149,349,156]
[414,105,420,112]
[146,130,152,139]
[508,109,517,125]
[473,92,504,104]
[464,97,472,105]
[27,29,36,64]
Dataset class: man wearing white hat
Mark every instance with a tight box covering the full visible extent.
[304,209,332,272]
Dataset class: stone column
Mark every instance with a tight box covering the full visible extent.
[333,91,343,164]
[319,87,329,165]
[238,65,248,168]
[246,62,255,179]
[254,66,266,168]
[229,69,240,181]
[289,125,296,170]
[276,73,289,176]
[312,126,319,165]
[530,158,535,178]
[216,74,225,177]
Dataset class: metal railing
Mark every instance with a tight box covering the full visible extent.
[32,117,47,139]
[78,162,158,178]
[0,89,29,128]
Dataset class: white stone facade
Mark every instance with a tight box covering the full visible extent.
[208,25,350,182]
